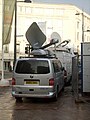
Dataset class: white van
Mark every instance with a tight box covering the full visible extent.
[48,46,73,85]
[12,55,64,101]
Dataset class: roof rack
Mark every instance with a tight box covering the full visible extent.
[19,49,57,59]
[31,49,56,57]
[19,56,57,59]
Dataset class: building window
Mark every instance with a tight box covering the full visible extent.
[77,32,79,41]
[18,6,22,12]
[87,36,90,41]
[55,9,64,16]
[77,21,79,29]
[18,6,25,13]
[25,7,32,14]
[4,45,9,53]
[33,7,43,15]
[16,44,20,53]
[38,22,46,34]
[44,8,54,16]
[84,35,87,41]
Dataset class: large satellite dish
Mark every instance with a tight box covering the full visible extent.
[25,22,46,49]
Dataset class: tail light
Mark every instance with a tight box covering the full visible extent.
[64,70,67,79]
[64,70,67,76]
[49,78,54,86]
[12,78,16,85]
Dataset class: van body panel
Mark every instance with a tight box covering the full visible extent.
[49,47,73,84]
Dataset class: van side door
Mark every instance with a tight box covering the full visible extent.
[52,60,64,91]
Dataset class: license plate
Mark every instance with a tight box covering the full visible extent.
[24,80,39,85]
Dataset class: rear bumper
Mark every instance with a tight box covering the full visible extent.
[12,85,55,98]
[12,91,55,98]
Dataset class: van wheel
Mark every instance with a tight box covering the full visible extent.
[66,76,72,86]
[15,97,22,102]
[62,86,64,92]
[53,86,58,101]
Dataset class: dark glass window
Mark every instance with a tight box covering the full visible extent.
[15,60,50,74]
[53,61,62,73]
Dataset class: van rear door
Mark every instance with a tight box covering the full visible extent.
[14,58,52,86]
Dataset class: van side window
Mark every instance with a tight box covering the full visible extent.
[57,61,62,70]
[53,61,62,73]
[53,62,59,73]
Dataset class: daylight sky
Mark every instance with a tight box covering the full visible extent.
[33,0,90,15]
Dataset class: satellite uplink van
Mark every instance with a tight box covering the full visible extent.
[26,22,74,85]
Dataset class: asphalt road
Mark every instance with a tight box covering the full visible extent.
[0,86,90,120]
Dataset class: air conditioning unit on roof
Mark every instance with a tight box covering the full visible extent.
[31,49,47,56]
[31,49,56,58]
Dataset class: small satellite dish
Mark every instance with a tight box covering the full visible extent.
[25,22,46,49]
[50,32,61,46]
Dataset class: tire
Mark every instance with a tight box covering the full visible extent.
[62,86,64,92]
[53,86,58,101]
[15,97,22,102]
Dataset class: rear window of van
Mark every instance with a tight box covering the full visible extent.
[15,60,50,74]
